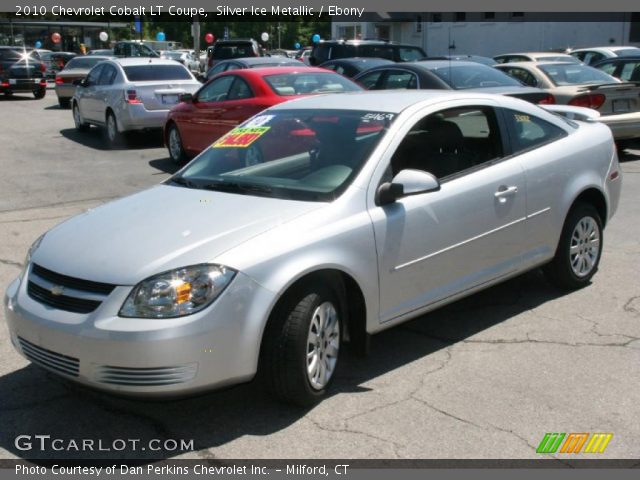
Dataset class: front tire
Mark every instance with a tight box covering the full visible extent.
[544,203,603,289]
[262,283,342,406]
[167,123,188,164]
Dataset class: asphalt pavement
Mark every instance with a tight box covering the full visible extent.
[0,91,639,461]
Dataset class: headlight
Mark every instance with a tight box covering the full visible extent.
[20,234,45,281]
[120,264,236,318]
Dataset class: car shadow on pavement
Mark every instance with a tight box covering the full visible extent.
[60,128,164,152]
[0,270,569,461]
[148,158,182,175]
[619,141,640,162]
[0,95,39,102]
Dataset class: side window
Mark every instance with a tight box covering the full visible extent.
[357,70,384,90]
[227,78,253,100]
[598,62,618,77]
[98,65,117,85]
[503,67,538,87]
[86,64,105,86]
[197,75,235,102]
[504,109,566,153]
[571,52,586,62]
[381,71,418,89]
[620,62,640,81]
[390,106,503,180]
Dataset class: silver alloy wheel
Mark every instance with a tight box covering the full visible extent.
[107,115,117,142]
[244,145,263,166]
[569,216,600,277]
[73,105,82,128]
[306,301,340,390]
[168,127,182,161]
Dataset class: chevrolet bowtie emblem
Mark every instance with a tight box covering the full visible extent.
[50,285,64,296]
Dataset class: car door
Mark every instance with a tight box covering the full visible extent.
[215,77,264,136]
[180,75,235,153]
[78,63,105,122]
[368,101,528,323]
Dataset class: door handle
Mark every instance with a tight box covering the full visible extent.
[494,186,518,202]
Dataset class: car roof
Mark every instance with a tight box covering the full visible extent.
[112,57,186,67]
[235,57,299,65]
[223,66,333,78]
[496,61,578,67]
[267,90,519,114]
[571,46,640,52]
[323,57,394,65]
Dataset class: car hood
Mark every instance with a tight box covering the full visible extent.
[32,184,323,285]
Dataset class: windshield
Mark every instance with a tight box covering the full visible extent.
[64,57,108,70]
[538,64,618,86]
[263,72,361,96]
[169,109,394,201]
[428,64,522,89]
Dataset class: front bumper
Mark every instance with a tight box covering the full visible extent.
[4,268,276,397]
[599,112,640,140]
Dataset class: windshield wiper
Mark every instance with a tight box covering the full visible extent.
[168,176,198,188]
[201,180,273,195]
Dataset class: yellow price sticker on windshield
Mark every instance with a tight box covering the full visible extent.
[213,127,269,148]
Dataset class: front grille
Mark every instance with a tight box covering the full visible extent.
[27,264,116,314]
[27,281,101,314]
[31,264,116,295]
[18,336,79,377]
[95,365,197,386]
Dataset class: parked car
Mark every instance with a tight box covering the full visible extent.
[569,46,640,65]
[0,46,47,99]
[4,90,621,404]
[113,41,159,58]
[295,47,312,65]
[206,39,263,70]
[164,66,362,164]
[310,39,426,66]
[206,57,304,81]
[161,50,200,74]
[40,51,76,80]
[494,52,580,64]
[55,55,113,108]
[495,61,640,140]
[319,57,394,78]
[353,61,555,104]
[71,58,201,146]
[88,49,114,56]
[425,55,497,66]
[593,56,640,82]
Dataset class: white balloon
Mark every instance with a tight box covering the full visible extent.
[99,31,108,42]
[261,32,269,42]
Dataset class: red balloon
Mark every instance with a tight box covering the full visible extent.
[205,33,215,44]
[51,32,61,44]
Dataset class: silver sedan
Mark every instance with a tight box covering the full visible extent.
[4,91,621,405]
[71,58,201,146]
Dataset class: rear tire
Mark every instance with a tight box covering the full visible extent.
[262,283,342,406]
[33,88,46,99]
[543,203,603,290]
[167,123,188,164]
[105,111,124,147]
[58,98,70,109]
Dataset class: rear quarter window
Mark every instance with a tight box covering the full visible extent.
[504,109,567,154]
[123,65,192,81]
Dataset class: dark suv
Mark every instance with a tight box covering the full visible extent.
[207,39,263,69]
[309,40,426,66]
[0,46,47,98]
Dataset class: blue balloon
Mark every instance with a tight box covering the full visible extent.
[35,40,42,49]
[312,34,320,44]
[156,31,166,42]
[294,42,301,50]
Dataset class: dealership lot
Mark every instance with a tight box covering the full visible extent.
[1,92,639,460]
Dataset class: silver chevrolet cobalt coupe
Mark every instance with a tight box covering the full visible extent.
[5,91,621,405]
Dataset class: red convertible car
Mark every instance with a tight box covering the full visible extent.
[164,66,362,164]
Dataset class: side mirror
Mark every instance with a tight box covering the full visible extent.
[180,93,194,103]
[376,169,440,206]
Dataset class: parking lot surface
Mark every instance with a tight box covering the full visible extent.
[1,91,639,460]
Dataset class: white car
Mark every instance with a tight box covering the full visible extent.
[71,58,201,147]
[5,91,621,405]
[569,46,640,65]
